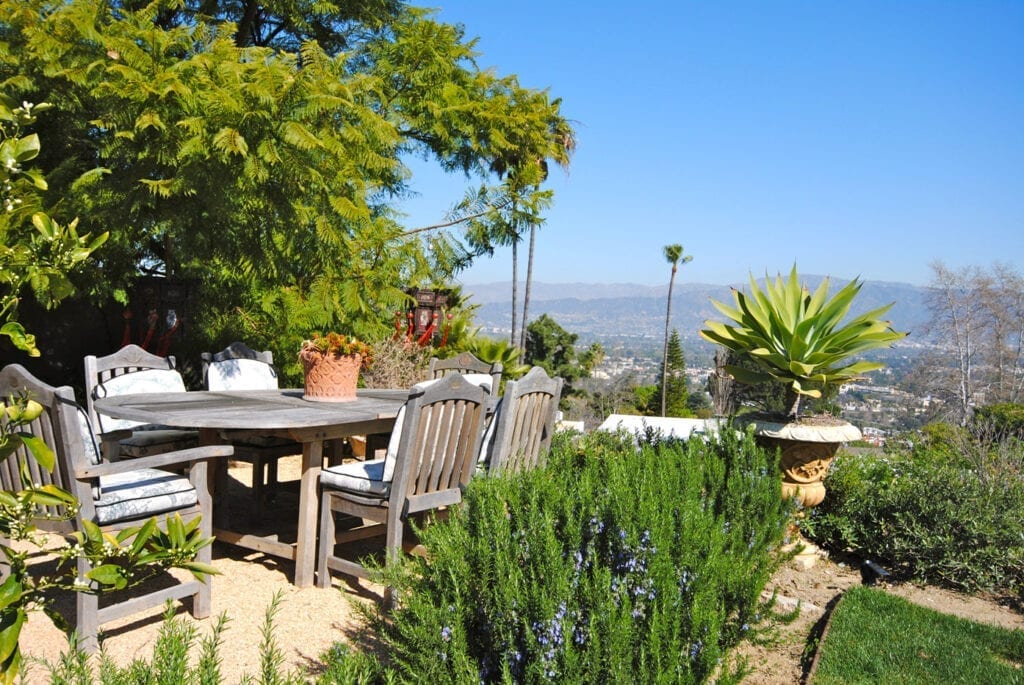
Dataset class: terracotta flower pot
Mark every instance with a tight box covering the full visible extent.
[299,349,363,402]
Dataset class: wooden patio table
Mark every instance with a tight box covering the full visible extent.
[94,388,406,587]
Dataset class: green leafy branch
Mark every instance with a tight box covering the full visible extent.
[0,95,108,357]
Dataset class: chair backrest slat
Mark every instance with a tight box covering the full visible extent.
[486,366,564,474]
[84,344,183,434]
[390,375,486,513]
[0,364,88,533]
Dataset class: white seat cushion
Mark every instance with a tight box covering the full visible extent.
[93,468,198,524]
[478,397,503,465]
[460,373,493,394]
[95,369,187,433]
[320,459,391,497]
[76,406,102,466]
[207,359,279,391]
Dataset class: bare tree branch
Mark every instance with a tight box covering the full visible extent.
[400,198,512,237]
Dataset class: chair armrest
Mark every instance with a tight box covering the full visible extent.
[75,445,234,479]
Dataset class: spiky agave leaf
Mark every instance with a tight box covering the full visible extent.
[699,266,908,415]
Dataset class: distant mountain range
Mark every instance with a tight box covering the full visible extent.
[460,278,932,348]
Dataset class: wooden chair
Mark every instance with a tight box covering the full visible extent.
[201,342,300,520]
[316,374,487,600]
[84,344,198,460]
[427,352,503,396]
[481,366,564,474]
[358,352,500,461]
[0,363,231,652]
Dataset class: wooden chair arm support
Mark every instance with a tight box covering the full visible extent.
[75,445,234,479]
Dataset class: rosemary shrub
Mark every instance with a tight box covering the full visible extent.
[378,428,791,684]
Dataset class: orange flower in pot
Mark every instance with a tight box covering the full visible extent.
[298,333,373,402]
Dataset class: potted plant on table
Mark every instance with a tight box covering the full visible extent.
[299,333,373,402]
[699,266,907,565]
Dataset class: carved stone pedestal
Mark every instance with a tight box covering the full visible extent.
[747,419,862,569]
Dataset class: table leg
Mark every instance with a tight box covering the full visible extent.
[197,428,229,529]
[294,438,324,587]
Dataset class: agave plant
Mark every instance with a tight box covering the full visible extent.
[465,335,529,382]
[699,266,907,420]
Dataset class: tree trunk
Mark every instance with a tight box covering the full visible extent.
[660,265,677,417]
[510,239,519,347]
[235,0,260,46]
[784,387,802,421]
[708,348,734,416]
[520,224,537,349]
[925,262,987,426]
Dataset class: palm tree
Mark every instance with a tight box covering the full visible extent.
[519,114,576,348]
[519,219,539,349]
[660,244,692,416]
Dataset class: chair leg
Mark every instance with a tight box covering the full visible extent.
[382,508,404,610]
[316,490,336,589]
[193,534,212,620]
[76,557,100,653]
[366,433,389,459]
[266,458,278,488]
[191,461,212,619]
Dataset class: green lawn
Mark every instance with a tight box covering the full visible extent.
[813,586,1024,684]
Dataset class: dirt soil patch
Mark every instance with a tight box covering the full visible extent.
[18,456,381,684]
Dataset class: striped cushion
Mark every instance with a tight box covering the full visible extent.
[320,459,391,498]
[93,468,197,524]
[95,369,187,433]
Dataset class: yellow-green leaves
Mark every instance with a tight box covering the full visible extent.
[700,265,908,407]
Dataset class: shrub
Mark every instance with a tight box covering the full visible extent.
[803,436,1024,598]
[973,403,1024,441]
[361,336,431,390]
[374,429,792,684]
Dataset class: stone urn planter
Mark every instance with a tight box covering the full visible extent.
[747,418,862,507]
[745,417,862,569]
[299,334,372,402]
[699,266,907,570]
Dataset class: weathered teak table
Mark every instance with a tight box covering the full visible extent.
[94,388,406,587]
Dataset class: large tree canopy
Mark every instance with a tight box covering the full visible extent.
[0,0,572,357]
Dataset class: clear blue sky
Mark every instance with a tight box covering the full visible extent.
[398,2,1023,288]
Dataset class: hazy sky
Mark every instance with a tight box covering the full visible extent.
[398,2,1023,288]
